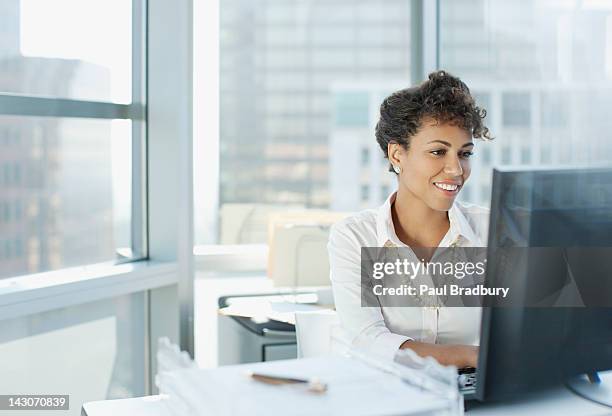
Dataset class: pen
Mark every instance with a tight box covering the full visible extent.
[246,371,328,393]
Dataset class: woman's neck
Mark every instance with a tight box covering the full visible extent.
[391,187,450,249]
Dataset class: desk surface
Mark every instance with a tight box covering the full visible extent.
[82,395,169,416]
[83,385,611,416]
[468,387,610,415]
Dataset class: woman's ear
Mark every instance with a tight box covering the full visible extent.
[387,142,403,167]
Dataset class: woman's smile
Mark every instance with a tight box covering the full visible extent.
[433,181,462,196]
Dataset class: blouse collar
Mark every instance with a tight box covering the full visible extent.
[375,191,480,247]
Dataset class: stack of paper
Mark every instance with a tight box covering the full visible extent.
[157,356,456,416]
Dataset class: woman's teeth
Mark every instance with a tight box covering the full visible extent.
[434,182,459,191]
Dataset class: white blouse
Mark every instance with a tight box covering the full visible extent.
[328,192,489,361]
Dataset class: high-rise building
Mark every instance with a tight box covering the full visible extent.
[216,0,612,243]
[331,0,612,210]
[328,83,400,211]
[220,0,412,212]
[0,2,114,278]
[0,2,20,56]
[440,0,612,205]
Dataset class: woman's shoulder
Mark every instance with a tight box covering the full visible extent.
[329,208,379,246]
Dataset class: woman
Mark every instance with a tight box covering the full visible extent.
[328,70,493,368]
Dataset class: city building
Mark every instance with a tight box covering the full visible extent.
[0,1,114,278]
[219,0,412,211]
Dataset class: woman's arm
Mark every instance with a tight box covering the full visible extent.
[329,219,479,368]
[400,339,478,368]
[328,221,412,360]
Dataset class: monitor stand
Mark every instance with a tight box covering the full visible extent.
[566,371,612,407]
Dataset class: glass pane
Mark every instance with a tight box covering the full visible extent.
[0,116,133,279]
[441,0,612,207]
[0,292,146,416]
[0,0,132,103]
[203,0,411,244]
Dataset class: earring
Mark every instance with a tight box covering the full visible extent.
[393,165,401,174]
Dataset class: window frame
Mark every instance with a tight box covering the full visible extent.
[0,0,148,266]
[0,0,195,382]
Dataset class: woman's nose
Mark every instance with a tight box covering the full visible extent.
[444,156,463,176]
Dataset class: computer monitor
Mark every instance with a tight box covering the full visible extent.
[476,167,612,403]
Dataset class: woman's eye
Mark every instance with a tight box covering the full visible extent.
[461,151,474,159]
[430,149,446,156]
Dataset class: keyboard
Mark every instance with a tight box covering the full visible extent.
[458,367,477,397]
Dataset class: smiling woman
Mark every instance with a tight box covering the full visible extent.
[328,70,494,369]
[377,70,492,250]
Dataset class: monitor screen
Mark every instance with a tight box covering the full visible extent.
[477,167,612,401]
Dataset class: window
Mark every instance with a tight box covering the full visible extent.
[0,1,190,411]
[361,148,370,167]
[501,145,512,165]
[381,184,390,199]
[361,184,370,202]
[541,91,569,128]
[520,146,531,164]
[459,186,471,202]
[334,92,371,128]
[0,0,132,103]
[481,147,492,164]
[0,0,146,279]
[440,0,612,207]
[502,92,531,128]
[199,0,412,245]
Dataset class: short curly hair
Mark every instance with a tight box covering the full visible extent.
[375,70,493,172]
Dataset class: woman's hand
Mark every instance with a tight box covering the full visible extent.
[399,340,478,368]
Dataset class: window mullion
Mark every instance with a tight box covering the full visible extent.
[131,0,148,261]
[0,93,141,120]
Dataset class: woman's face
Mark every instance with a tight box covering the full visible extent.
[389,118,474,212]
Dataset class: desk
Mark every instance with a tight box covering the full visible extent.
[217,291,330,365]
[83,388,611,416]
[81,395,169,416]
[83,363,612,416]
[468,387,611,415]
